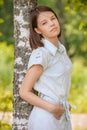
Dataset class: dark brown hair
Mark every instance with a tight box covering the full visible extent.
[29,5,61,50]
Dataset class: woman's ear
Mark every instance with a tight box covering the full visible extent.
[34,28,41,34]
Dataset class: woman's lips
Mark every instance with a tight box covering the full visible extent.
[50,27,57,32]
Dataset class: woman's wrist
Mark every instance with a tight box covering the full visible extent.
[47,103,58,113]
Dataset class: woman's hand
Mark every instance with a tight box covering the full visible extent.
[51,103,65,120]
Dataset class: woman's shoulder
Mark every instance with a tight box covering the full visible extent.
[31,47,49,57]
[28,47,49,70]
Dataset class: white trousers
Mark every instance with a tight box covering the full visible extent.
[28,94,72,130]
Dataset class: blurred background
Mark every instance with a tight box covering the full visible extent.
[0,0,87,130]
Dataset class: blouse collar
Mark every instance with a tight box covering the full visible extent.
[42,38,65,56]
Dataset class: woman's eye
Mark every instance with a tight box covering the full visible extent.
[42,22,47,25]
[51,17,56,20]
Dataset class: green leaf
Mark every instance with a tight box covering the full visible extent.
[0,18,4,24]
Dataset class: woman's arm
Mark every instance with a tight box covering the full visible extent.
[19,65,53,112]
[19,65,65,119]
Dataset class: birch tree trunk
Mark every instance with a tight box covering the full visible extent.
[13,0,37,129]
[57,0,65,45]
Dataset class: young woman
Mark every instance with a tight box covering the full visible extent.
[19,5,73,130]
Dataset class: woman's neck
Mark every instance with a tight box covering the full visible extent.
[46,37,58,47]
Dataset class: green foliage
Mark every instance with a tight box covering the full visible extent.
[74,128,87,130]
[0,88,13,111]
[0,0,4,6]
[0,42,14,90]
[38,0,56,8]
[0,42,14,112]
[69,60,87,113]
[0,121,11,130]
[64,1,87,60]
[0,0,13,43]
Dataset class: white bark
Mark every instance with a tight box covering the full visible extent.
[13,0,37,129]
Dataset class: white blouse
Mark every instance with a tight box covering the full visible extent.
[28,38,73,121]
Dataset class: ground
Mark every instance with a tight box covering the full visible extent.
[0,112,87,130]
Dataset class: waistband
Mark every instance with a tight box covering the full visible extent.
[40,93,76,121]
[60,99,76,121]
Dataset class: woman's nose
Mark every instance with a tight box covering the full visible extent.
[49,20,55,26]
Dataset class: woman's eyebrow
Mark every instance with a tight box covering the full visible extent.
[40,19,47,24]
[51,14,55,17]
[40,15,55,23]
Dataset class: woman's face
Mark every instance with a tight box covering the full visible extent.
[34,11,60,40]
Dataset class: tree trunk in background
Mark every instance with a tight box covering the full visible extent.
[57,0,65,45]
[13,0,37,130]
[57,0,69,50]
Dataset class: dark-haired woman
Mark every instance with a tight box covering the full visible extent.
[19,5,73,130]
